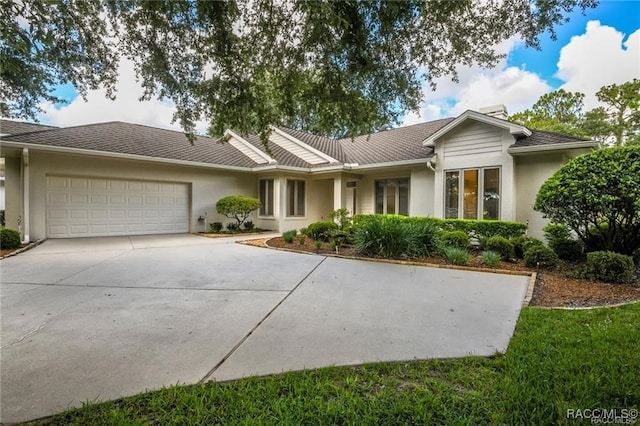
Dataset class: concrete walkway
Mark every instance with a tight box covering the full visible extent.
[1,234,528,423]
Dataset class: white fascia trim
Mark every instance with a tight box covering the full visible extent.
[507,141,599,155]
[348,158,429,171]
[422,110,531,146]
[270,126,340,164]
[224,129,277,164]
[251,164,344,174]
[0,141,253,172]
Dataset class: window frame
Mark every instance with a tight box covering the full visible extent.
[374,178,410,216]
[443,167,501,220]
[258,178,274,217]
[286,179,306,218]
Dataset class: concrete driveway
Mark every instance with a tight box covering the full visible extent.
[1,234,529,423]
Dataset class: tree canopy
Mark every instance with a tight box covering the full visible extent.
[510,79,640,145]
[2,0,596,139]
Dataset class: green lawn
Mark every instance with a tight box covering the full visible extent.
[32,304,640,425]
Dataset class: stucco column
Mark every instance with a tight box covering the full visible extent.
[333,174,346,211]
[21,148,30,242]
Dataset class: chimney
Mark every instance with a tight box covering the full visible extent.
[480,104,508,120]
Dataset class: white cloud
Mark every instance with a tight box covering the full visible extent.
[38,59,209,134]
[403,37,551,125]
[557,21,640,110]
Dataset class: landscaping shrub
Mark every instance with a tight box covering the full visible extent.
[535,146,640,255]
[329,208,352,230]
[282,229,297,243]
[543,223,585,261]
[482,236,514,261]
[0,228,21,249]
[481,250,501,267]
[511,236,545,259]
[226,222,239,232]
[297,235,306,245]
[216,195,261,228]
[299,227,308,236]
[243,220,255,231]
[209,222,223,233]
[633,248,640,267]
[578,251,635,284]
[524,246,560,269]
[440,231,470,249]
[406,220,440,257]
[0,210,5,227]
[314,240,322,251]
[353,215,413,258]
[306,221,338,242]
[442,246,470,266]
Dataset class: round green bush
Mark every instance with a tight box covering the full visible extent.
[482,236,514,261]
[511,236,545,259]
[551,239,585,262]
[440,231,470,249]
[306,221,338,242]
[282,229,297,243]
[579,251,635,284]
[0,228,22,249]
[524,246,559,269]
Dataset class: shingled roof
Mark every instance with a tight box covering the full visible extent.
[1,116,596,170]
[0,119,58,135]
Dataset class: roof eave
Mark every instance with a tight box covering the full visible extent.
[507,140,600,155]
[0,141,255,172]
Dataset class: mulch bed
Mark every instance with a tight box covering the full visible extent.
[248,237,640,309]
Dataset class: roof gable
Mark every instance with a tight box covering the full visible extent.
[422,110,530,146]
[269,127,339,165]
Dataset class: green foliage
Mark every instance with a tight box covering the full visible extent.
[314,240,322,251]
[297,235,306,245]
[216,196,261,227]
[632,248,640,267]
[352,215,438,258]
[243,220,254,231]
[299,227,308,236]
[535,146,640,255]
[3,1,597,138]
[0,228,21,249]
[329,208,352,231]
[543,223,585,261]
[523,246,560,269]
[511,236,545,259]
[578,251,635,284]
[442,246,470,266]
[226,222,239,232]
[481,250,502,267]
[306,221,338,242]
[440,231,470,250]
[282,230,297,244]
[352,214,527,240]
[591,79,640,146]
[0,210,5,227]
[481,236,514,261]
[209,222,223,233]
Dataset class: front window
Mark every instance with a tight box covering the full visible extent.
[444,167,500,220]
[286,179,305,217]
[259,179,274,216]
[375,178,409,215]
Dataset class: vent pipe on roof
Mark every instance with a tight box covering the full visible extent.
[479,104,508,120]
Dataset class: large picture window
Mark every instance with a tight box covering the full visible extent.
[375,178,409,215]
[286,179,305,217]
[444,168,500,220]
[259,179,274,216]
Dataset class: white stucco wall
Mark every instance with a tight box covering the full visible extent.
[3,157,21,232]
[26,151,257,240]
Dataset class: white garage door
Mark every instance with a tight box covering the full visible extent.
[46,176,189,238]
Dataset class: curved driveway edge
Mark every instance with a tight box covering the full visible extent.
[1,234,528,423]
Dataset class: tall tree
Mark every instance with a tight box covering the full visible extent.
[589,79,640,146]
[1,0,597,139]
[509,89,586,137]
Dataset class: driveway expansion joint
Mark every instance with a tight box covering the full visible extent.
[199,256,328,383]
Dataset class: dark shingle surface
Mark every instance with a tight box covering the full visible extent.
[511,130,592,147]
[1,121,259,168]
[337,119,454,165]
[1,119,58,135]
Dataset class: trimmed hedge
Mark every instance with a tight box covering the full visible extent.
[306,221,338,242]
[524,246,559,269]
[440,231,470,249]
[579,251,635,284]
[482,236,514,261]
[352,214,527,240]
[0,228,21,249]
[511,236,545,259]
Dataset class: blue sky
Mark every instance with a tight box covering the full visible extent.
[38,1,640,132]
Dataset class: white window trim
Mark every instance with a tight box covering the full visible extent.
[258,178,275,218]
[444,167,501,220]
[286,178,307,218]
[375,178,410,216]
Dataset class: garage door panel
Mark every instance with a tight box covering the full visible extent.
[46,176,190,238]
